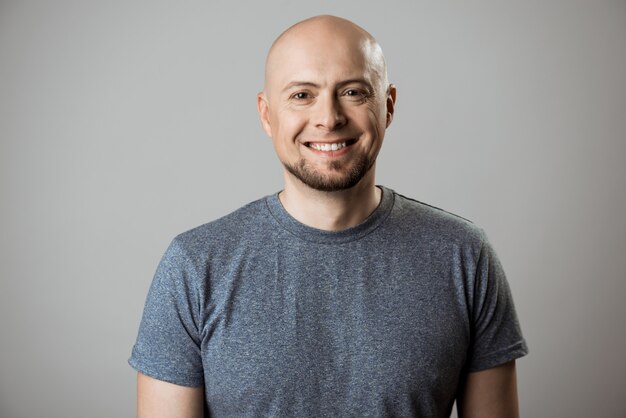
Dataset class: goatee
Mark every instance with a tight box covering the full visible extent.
[282,155,373,192]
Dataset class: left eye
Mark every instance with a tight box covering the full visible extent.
[345,89,361,96]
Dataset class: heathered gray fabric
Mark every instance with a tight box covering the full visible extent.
[129,186,528,417]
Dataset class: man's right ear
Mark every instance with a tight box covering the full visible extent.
[257,92,273,138]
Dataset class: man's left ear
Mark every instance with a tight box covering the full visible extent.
[385,84,397,128]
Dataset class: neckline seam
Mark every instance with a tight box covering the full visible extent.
[264,186,395,245]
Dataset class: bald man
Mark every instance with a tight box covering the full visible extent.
[129,15,527,418]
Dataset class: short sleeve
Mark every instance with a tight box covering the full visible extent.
[465,233,528,372]
[128,238,205,387]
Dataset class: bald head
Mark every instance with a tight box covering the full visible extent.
[256,15,397,194]
[263,15,388,97]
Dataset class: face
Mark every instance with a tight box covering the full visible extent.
[258,26,396,192]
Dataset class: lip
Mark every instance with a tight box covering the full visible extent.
[301,138,356,157]
[303,138,355,145]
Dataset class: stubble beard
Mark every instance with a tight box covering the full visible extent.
[282,154,374,192]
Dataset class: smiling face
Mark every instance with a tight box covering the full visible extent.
[258,16,396,192]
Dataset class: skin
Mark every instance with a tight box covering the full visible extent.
[137,372,203,418]
[457,361,520,418]
[257,15,396,231]
[137,15,521,417]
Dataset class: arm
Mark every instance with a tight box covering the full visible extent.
[456,360,520,418]
[137,372,204,418]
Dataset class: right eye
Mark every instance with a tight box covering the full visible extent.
[292,92,310,100]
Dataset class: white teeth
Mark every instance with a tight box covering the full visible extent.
[310,141,347,151]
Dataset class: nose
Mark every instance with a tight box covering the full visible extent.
[313,93,347,131]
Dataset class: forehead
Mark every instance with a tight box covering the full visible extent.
[266,32,382,92]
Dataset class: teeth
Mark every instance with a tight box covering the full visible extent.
[310,142,347,151]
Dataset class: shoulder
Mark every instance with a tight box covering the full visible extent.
[168,195,275,259]
[385,188,487,250]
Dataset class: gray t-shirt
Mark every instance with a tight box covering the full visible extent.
[129,186,527,417]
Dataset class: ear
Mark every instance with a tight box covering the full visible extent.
[257,92,273,138]
[385,84,397,128]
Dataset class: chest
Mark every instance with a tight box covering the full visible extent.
[199,240,470,415]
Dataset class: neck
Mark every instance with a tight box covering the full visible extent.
[279,169,382,231]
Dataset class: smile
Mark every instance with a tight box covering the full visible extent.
[306,140,355,152]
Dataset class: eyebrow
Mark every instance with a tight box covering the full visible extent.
[281,81,319,93]
[281,79,373,94]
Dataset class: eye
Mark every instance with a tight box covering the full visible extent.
[342,88,368,101]
[291,92,311,100]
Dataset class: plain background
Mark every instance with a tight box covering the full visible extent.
[1,1,624,417]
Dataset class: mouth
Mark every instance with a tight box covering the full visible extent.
[304,139,356,152]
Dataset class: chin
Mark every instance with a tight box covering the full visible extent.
[284,155,374,192]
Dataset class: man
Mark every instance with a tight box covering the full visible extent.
[129,15,528,417]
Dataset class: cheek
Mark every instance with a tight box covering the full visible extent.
[374,103,390,133]
[373,100,388,122]
[361,106,386,138]
[366,107,387,149]
[272,110,307,139]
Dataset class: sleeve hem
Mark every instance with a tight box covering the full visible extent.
[466,340,529,373]
[128,357,204,388]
